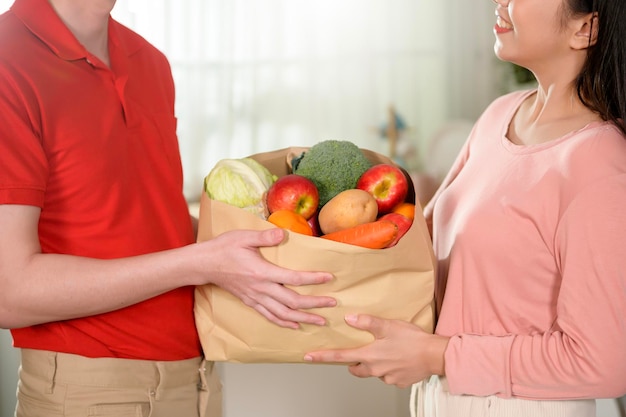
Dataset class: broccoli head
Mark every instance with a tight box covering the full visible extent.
[292,140,373,207]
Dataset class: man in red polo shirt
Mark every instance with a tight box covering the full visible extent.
[0,0,335,415]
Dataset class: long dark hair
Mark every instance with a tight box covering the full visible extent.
[570,0,626,136]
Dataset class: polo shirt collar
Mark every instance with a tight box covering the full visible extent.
[11,0,88,61]
[10,0,144,61]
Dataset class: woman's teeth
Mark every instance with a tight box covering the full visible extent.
[496,15,513,29]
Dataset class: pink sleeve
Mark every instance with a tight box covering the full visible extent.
[445,174,626,399]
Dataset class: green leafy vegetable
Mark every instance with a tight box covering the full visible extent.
[292,140,372,207]
[204,158,277,218]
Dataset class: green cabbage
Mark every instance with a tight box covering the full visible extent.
[204,158,277,218]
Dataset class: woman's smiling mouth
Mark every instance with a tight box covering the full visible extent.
[495,12,513,33]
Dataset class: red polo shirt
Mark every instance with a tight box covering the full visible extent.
[0,0,202,360]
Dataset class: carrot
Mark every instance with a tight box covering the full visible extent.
[321,219,398,249]
[267,209,313,236]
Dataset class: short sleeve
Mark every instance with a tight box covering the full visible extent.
[0,67,48,206]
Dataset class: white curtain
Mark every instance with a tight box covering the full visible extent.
[1,0,498,202]
[111,0,450,200]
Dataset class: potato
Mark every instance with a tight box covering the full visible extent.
[318,189,378,234]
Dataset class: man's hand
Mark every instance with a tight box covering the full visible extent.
[199,228,336,329]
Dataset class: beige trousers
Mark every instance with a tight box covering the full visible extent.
[16,349,222,417]
[411,376,596,417]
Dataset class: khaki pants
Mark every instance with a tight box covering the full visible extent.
[16,349,222,417]
[411,376,596,417]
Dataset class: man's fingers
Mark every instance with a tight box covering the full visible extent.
[271,284,336,310]
[253,304,299,329]
[255,282,336,323]
[245,229,335,286]
[254,228,287,246]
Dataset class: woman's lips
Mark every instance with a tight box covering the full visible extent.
[494,14,513,33]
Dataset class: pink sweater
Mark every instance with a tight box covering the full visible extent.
[425,90,626,400]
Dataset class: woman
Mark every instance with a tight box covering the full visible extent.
[305,0,626,415]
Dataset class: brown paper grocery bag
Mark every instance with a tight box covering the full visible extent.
[194,147,436,363]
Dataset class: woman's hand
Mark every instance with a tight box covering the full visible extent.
[198,228,336,329]
[304,314,449,388]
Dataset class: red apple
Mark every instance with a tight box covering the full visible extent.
[356,164,409,214]
[378,212,412,247]
[266,174,319,220]
[307,211,322,236]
